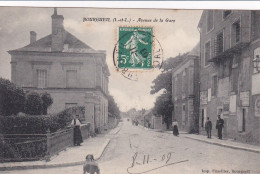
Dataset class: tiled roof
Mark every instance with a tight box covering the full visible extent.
[10,31,99,54]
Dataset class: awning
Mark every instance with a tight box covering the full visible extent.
[208,42,250,62]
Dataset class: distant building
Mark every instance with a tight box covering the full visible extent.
[8,8,110,133]
[198,10,260,144]
[172,44,200,133]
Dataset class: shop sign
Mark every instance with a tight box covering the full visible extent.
[255,96,260,117]
[240,91,250,107]
[200,91,208,105]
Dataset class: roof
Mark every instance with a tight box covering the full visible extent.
[172,43,200,74]
[188,42,200,57]
[198,10,206,29]
[9,30,102,54]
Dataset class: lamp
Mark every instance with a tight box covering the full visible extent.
[253,55,260,73]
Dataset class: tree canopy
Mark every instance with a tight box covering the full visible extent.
[108,94,120,119]
[150,53,188,128]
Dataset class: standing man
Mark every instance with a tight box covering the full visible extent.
[216,115,224,139]
[205,117,212,138]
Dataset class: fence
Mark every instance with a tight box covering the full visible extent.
[0,123,91,162]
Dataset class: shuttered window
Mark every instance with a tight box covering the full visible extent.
[207,10,214,32]
[212,75,218,96]
[204,41,211,66]
[215,31,224,56]
[232,20,241,44]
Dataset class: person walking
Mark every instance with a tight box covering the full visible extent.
[172,119,179,136]
[71,114,83,146]
[83,154,100,174]
[205,117,212,138]
[216,115,224,139]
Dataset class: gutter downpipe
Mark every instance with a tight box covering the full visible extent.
[197,26,202,134]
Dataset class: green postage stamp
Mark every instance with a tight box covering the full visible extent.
[118,27,153,69]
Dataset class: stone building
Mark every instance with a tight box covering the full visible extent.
[8,9,110,133]
[172,44,200,133]
[198,10,260,144]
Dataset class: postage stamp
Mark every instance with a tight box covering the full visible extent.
[118,27,153,70]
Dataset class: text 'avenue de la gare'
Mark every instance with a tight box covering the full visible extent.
[83,17,175,23]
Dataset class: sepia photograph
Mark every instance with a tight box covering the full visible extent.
[0,3,259,174]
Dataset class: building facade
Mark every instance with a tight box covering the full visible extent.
[172,44,200,133]
[198,10,260,144]
[8,9,110,133]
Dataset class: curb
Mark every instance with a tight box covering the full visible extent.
[184,136,260,154]
[0,139,111,171]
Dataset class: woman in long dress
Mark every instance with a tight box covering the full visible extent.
[172,120,179,136]
[71,115,83,146]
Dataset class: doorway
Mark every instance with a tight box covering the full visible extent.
[242,108,246,132]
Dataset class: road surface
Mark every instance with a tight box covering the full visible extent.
[3,118,260,174]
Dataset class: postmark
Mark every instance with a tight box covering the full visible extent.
[113,26,163,81]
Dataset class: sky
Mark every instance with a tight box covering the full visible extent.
[0,7,202,112]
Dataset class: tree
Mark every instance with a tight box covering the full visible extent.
[150,53,188,129]
[152,93,173,129]
[24,92,43,115]
[0,78,25,116]
[108,94,120,119]
[41,92,53,115]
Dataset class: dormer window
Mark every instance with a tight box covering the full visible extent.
[223,10,232,19]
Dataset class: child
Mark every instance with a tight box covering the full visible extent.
[83,154,100,174]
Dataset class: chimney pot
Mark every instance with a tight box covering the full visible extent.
[30,31,37,44]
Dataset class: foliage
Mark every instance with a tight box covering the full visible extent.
[0,115,60,134]
[0,78,25,116]
[150,54,187,95]
[0,106,85,134]
[56,106,85,129]
[150,53,188,129]
[41,92,53,115]
[152,93,173,128]
[24,92,43,115]
[108,94,120,119]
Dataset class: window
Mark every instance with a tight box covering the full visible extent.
[215,31,224,56]
[212,75,218,96]
[232,20,241,44]
[231,68,239,93]
[204,41,211,66]
[207,10,214,32]
[65,103,77,109]
[223,10,232,19]
[37,69,47,88]
[66,70,77,88]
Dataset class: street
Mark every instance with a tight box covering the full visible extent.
[3,119,260,174]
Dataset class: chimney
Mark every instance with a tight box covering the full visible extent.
[51,8,65,52]
[30,31,37,44]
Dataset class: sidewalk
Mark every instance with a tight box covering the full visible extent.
[161,130,260,154]
[0,126,120,171]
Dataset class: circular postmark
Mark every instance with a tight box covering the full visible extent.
[113,27,163,81]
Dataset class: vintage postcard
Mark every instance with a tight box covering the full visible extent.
[0,5,260,174]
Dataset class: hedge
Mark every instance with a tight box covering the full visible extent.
[0,106,85,134]
[0,115,60,134]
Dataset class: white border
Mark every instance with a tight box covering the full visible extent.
[1,1,260,10]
